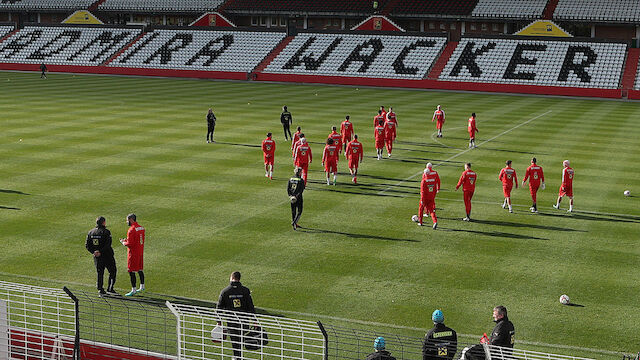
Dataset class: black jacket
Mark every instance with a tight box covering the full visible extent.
[280,111,292,124]
[85,225,114,260]
[489,317,515,348]
[365,350,396,360]
[287,176,305,198]
[423,323,457,360]
[217,281,255,313]
[207,112,216,126]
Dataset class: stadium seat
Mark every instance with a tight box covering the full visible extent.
[438,38,627,89]
[263,33,446,79]
[0,0,95,11]
[0,25,14,39]
[554,0,640,23]
[98,0,226,13]
[472,0,547,19]
[389,0,478,16]
[222,0,388,14]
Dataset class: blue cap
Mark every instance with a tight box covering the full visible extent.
[432,309,444,324]
[374,337,385,350]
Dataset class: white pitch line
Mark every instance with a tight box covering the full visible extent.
[378,110,552,195]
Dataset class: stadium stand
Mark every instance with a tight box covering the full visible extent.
[0,0,95,11]
[221,0,387,15]
[263,33,446,79]
[472,0,548,19]
[108,29,285,72]
[438,37,626,89]
[635,56,640,90]
[389,0,478,17]
[0,26,141,65]
[97,0,226,13]
[554,0,640,23]
[0,25,14,39]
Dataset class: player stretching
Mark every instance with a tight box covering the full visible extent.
[522,157,545,213]
[499,160,518,213]
[294,137,312,184]
[374,119,386,160]
[262,132,276,179]
[468,113,479,148]
[419,163,440,229]
[384,113,397,158]
[340,116,353,152]
[432,105,445,138]
[456,163,477,221]
[322,138,339,185]
[328,126,342,153]
[553,160,574,212]
[345,134,363,183]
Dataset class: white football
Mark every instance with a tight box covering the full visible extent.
[411,215,419,222]
[624,190,630,197]
[559,294,570,305]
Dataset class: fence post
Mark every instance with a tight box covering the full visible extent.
[165,301,181,360]
[317,321,328,360]
[63,286,80,360]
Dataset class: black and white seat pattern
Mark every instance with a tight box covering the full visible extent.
[554,0,640,22]
[108,29,285,72]
[0,0,95,11]
[0,25,14,39]
[0,26,141,65]
[439,38,626,89]
[98,0,226,13]
[472,0,548,19]
[264,33,446,79]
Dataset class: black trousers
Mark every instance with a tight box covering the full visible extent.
[207,125,215,141]
[282,122,291,140]
[227,322,244,358]
[95,256,116,291]
[291,196,303,224]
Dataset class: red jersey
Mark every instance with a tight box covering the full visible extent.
[374,125,386,142]
[123,221,145,272]
[561,166,574,188]
[384,119,397,140]
[433,109,445,123]
[381,109,387,119]
[345,139,363,162]
[523,164,544,186]
[328,131,342,151]
[386,111,397,124]
[456,170,477,192]
[373,114,385,127]
[262,138,275,157]
[421,170,441,199]
[294,143,312,165]
[468,117,478,134]
[499,166,518,187]
[322,144,339,164]
[340,120,353,139]
[291,131,301,149]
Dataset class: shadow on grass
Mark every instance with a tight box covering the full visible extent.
[566,303,585,308]
[439,227,549,240]
[478,146,549,156]
[539,212,640,224]
[470,218,586,232]
[214,141,261,148]
[0,189,29,195]
[297,226,420,243]
[0,205,20,210]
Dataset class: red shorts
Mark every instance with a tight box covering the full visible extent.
[559,186,573,197]
[420,198,435,213]
[263,154,274,165]
[436,120,444,130]
[375,140,385,149]
[324,160,337,173]
[469,130,475,139]
[503,185,513,198]
[342,135,351,144]
[127,252,143,272]
[348,159,359,169]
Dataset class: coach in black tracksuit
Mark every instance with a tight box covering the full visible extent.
[86,216,117,295]
[489,306,515,348]
[218,271,255,359]
[206,108,216,143]
[287,167,305,230]
[280,105,292,140]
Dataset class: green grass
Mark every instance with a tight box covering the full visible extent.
[0,71,639,357]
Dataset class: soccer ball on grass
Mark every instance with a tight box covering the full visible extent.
[624,190,630,197]
[411,215,418,222]
[559,294,570,305]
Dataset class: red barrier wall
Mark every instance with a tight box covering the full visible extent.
[80,343,172,360]
[0,62,622,99]
[628,90,640,100]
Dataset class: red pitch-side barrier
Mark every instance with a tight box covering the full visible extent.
[0,63,622,99]
[628,90,640,100]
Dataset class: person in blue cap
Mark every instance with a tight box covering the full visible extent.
[365,336,396,360]
[422,309,457,360]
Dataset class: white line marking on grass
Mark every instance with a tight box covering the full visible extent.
[430,126,466,150]
[378,110,552,195]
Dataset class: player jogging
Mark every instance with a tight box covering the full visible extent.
[419,163,440,229]
[322,138,339,185]
[340,116,354,152]
[384,114,397,158]
[522,157,545,213]
[432,105,445,138]
[262,132,276,179]
[120,214,145,297]
[553,160,574,212]
[456,163,477,221]
[294,137,312,184]
[499,160,518,213]
[328,126,342,153]
[374,118,386,160]
[345,134,363,183]
[468,113,479,149]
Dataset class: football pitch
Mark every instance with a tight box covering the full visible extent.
[0,71,639,355]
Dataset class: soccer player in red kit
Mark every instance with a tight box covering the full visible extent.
[345,134,363,183]
[373,110,385,129]
[468,112,479,149]
[340,115,353,152]
[328,126,342,153]
[384,115,397,158]
[499,160,518,213]
[322,138,339,185]
[522,157,545,213]
[432,105,445,138]
[374,118,386,160]
[294,137,312,184]
[456,163,477,221]
[419,163,440,229]
[380,106,387,120]
[553,160,574,212]
[120,213,145,297]
[262,132,276,179]
[292,133,304,162]
[291,127,302,155]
